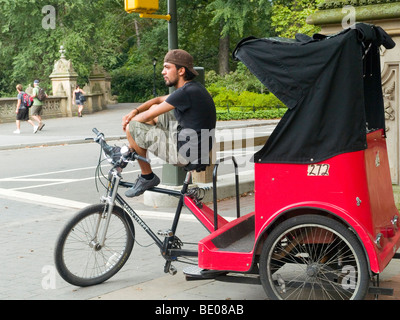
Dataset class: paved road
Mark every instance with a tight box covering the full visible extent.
[0,142,263,300]
[0,104,270,301]
[1,103,400,303]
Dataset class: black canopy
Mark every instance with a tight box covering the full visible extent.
[233,23,395,164]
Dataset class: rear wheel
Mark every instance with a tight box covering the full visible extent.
[260,215,369,300]
[54,204,135,287]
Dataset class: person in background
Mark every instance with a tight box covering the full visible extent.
[31,80,46,131]
[14,84,37,134]
[73,85,86,117]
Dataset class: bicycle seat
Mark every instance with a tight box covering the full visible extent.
[184,163,209,172]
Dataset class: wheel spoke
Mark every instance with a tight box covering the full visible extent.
[261,216,368,300]
[55,205,134,287]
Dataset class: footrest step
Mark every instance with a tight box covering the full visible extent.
[183,265,226,280]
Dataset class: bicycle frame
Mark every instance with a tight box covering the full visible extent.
[100,167,198,273]
[90,129,241,275]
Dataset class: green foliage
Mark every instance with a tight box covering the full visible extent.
[206,64,285,111]
[0,0,129,95]
[206,63,264,93]
[216,108,287,121]
[207,0,273,38]
[111,66,168,103]
[271,0,324,38]
[212,87,285,110]
[0,0,323,106]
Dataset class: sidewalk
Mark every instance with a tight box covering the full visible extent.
[0,103,139,150]
[0,103,277,151]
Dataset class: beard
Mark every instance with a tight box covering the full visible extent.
[164,71,179,87]
[165,78,178,87]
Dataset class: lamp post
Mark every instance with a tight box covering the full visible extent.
[168,0,178,95]
[152,57,157,97]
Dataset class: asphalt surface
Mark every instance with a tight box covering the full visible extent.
[0,103,273,305]
[1,103,399,305]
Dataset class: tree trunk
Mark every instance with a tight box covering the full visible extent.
[219,33,230,76]
[134,19,141,47]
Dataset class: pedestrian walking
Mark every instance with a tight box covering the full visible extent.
[14,84,37,134]
[31,80,47,132]
[73,85,86,117]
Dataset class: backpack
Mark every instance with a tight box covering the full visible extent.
[22,93,33,108]
[37,88,46,101]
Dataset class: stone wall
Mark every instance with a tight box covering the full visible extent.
[0,96,66,124]
[0,92,106,124]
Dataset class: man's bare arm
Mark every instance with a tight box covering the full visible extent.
[122,95,169,131]
[134,101,175,123]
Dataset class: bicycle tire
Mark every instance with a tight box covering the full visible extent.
[54,203,135,287]
[259,214,370,300]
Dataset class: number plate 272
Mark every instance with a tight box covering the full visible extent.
[307,164,330,176]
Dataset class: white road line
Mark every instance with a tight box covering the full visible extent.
[0,178,77,182]
[0,165,99,180]
[0,166,164,191]
[0,188,89,210]
[0,188,234,226]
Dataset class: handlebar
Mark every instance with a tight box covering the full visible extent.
[134,153,150,163]
[92,128,151,165]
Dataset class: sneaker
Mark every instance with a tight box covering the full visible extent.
[125,174,160,198]
[13,129,20,134]
[33,126,39,134]
[38,123,45,131]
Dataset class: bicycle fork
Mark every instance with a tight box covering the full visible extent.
[97,172,121,248]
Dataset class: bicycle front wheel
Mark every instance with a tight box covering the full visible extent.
[54,204,135,287]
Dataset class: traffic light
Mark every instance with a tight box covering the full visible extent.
[124,0,159,14]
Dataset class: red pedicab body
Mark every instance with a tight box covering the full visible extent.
[195,130,400,274]
[254,129,400,274]
[192,23,400,299]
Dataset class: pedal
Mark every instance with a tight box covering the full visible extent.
[164,261,177,275]
[169,265,177,276]
[158,229,174,237]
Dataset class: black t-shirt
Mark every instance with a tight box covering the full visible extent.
[166,81,216,165]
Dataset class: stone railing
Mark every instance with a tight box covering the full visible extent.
[0,92,107,124]
[80,92,108,114]
[0,96,66,124]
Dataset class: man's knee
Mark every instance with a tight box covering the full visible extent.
[147,104,159,125]
[127,120,141,142]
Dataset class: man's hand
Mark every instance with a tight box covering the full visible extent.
[122,96,169,132]
[122,113,131,132]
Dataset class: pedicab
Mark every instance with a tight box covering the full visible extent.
[189,23,400,300]
[55,23,400,300]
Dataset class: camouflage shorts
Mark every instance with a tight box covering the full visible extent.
[128,110,187,166]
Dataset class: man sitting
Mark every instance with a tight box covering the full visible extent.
[122,49,216,197]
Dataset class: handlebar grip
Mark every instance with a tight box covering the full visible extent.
[92,128,100,135]
[134,154,151,164]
